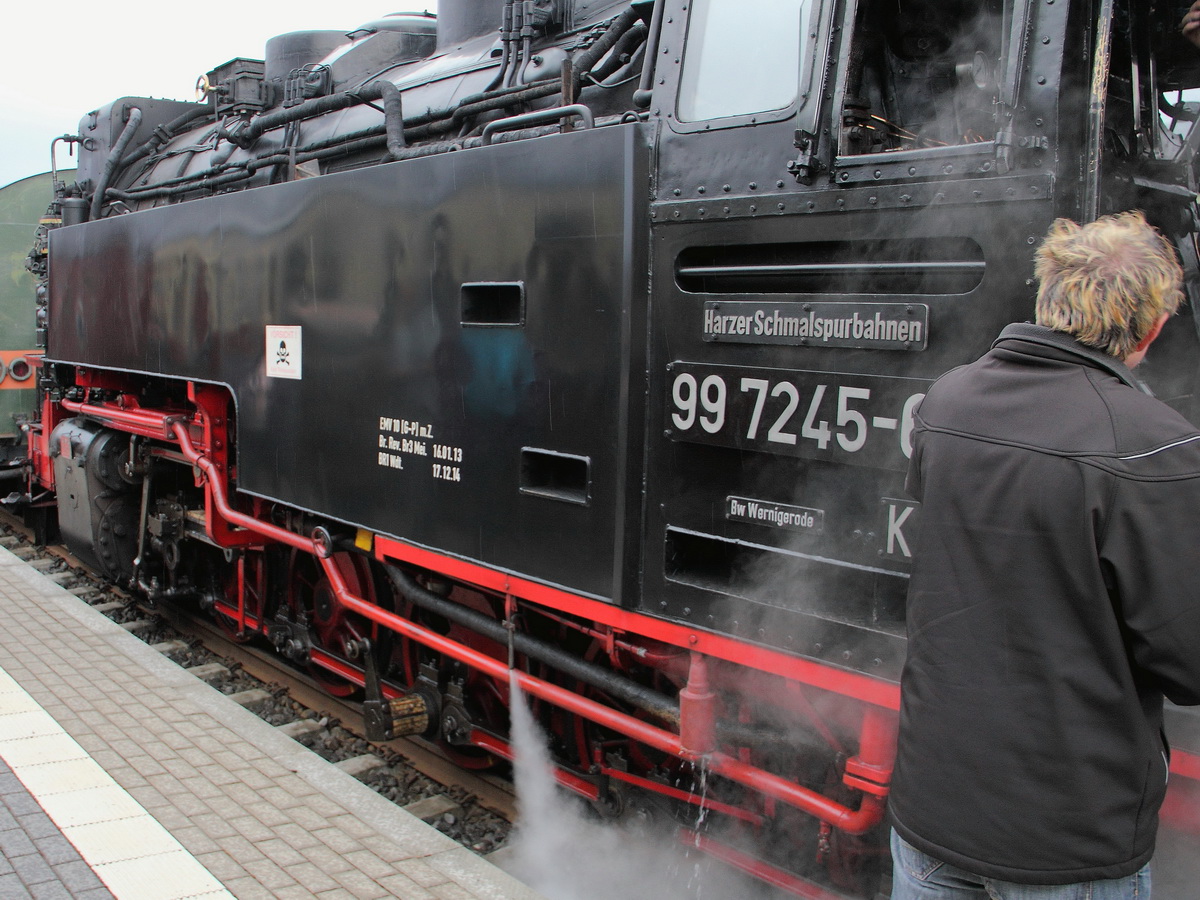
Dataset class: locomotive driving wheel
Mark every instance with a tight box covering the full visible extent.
[392,583,510,770]
[566,643,685,782]
[287,550,390,698]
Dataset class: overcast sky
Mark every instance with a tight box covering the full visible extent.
[1,1,437,189]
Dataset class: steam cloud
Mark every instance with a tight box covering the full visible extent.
[502,672,773,900]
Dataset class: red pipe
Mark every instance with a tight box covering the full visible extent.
[234,557,249,635]
[169,421,313,555]
[305,647,405,700]
[469,730,602,801]
[709,751,886,834]
[843,706,897,795]
[61,398,185,441]
[682,830,851,900]
[211,600,264,634]
[679,650,717,756]
[601,766,765,826]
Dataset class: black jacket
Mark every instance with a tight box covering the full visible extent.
[889,323,1200,883]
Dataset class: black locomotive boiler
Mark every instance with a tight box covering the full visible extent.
[25,1,1200,895]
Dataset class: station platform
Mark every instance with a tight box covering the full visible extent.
[0,544,544,900]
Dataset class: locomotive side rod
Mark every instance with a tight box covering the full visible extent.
[126,413,893,834]
[320,552,891,834]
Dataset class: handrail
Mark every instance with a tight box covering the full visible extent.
[481,104,595,145]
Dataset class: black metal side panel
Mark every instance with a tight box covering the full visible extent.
[47,124,651,602]
[642,180,1057,680]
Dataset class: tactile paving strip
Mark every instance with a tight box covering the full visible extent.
[0,665,234,899]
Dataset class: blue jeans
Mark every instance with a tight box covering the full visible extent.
[890,831,1151,900]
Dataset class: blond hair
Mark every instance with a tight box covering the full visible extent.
[1033,211,1184,359]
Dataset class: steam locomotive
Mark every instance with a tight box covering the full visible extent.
[23,0,1200,895]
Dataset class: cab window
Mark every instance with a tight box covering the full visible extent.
[676,0,809,122]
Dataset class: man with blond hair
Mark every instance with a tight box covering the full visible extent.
[889,210,1200,899]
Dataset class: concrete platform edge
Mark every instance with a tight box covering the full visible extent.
[0,546,544,900]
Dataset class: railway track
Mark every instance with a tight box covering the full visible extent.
[0,510,517,856]
[155,600,520,820]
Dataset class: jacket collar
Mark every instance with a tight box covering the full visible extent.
[992,322,1151,395]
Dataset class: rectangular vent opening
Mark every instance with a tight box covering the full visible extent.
[663,527,906,626]
[520,448,590,505]
[676,238,984,295]
[461,282,525,325]
[665,527,742,592]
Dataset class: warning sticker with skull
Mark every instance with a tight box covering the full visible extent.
[266,325,302,379]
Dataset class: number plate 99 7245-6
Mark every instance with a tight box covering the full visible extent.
[665,362,930,471]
